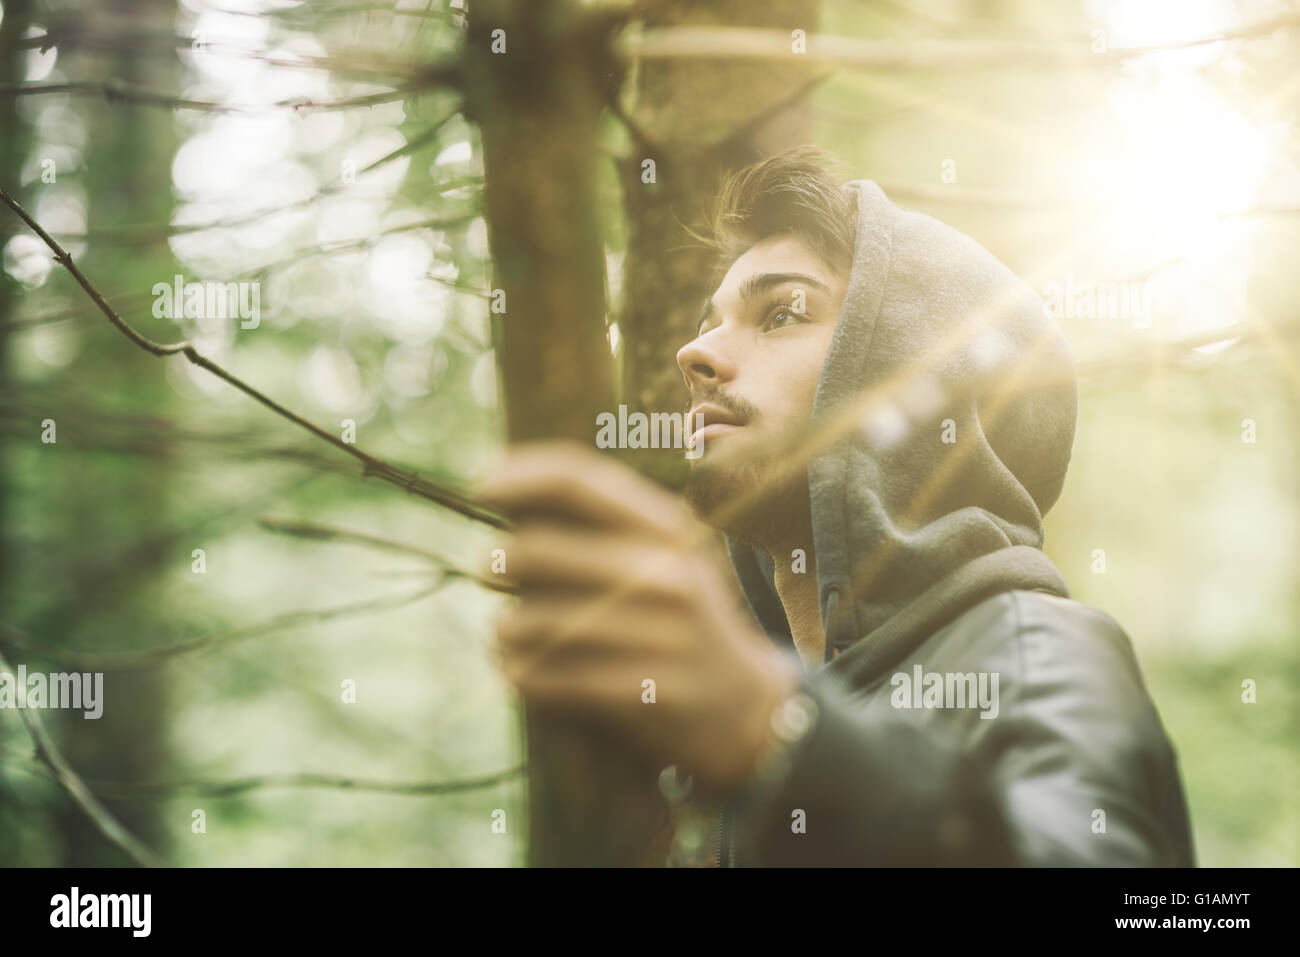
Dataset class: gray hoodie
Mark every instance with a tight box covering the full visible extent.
[713,180,1195,867]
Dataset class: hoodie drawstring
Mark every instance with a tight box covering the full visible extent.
[823,586,842,665]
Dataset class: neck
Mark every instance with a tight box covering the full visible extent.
[769,541,824,670]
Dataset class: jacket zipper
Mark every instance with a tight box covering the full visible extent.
[716,807,732,867]
[715,809,724,867]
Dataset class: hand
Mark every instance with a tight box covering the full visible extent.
[475,439,802,801]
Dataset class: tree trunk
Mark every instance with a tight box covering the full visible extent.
[49,0,177,866]
[0,0,32,866]
[466,0,673,866]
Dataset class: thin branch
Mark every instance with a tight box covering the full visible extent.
[235,212,481,284]
[56,112,478,247]
[81,765,525,799]
[206,1,467,25]
[875,182,1096,209]
[0,408,369,481]
[0,187,507,530]
[0,68,458,113]
[0,393,337,469]
[1074,318,1300,384]
[721,70,835,149]
[0,291,157,332]
[0,581,442,672]
[425,272,493,298]
[0,80,264,113]
[1218,203,1300,219]
[258,517,517,594]
[615,13,1300,71]
[21,27,442,82]
[0,647,165,866]
[72,178,481,246]
[876,182,1300,218]
[23,469,323,629]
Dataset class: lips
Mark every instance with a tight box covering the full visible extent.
[687,402,745,444]
[688,402,744,430]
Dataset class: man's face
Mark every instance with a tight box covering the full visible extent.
[676,231,849,547]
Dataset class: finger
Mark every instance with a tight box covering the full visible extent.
[494,599,691,714]
[495,594,682,664]
[498,640,660,717]
[502,655,692,776]
[473,439,695,541]
[501,522,699,604]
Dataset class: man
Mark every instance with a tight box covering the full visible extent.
[477,146,1196,867]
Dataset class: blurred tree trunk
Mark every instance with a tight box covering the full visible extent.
[0,0,28,603]
[466,0,824,866]
[0,0,31,864]
[616,0,822,443]
[466,0,674,866]
[50,0,177,866]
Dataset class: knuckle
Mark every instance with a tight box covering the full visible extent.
[633,551,697,604]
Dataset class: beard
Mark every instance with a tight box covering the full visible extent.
[683,424,813,550]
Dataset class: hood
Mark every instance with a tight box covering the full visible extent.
[726,179,1078,684]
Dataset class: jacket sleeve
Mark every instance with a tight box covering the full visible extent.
[725,593,1195,867]
[975,591,1195,866]
[725,666,1020,866]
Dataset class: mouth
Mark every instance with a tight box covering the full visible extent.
[687,402,746,445]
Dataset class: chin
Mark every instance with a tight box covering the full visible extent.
[684,442,810,548]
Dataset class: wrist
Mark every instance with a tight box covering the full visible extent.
[731,654,818,804]
[658,655,815,865]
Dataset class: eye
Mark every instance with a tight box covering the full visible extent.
[762,303,802,331]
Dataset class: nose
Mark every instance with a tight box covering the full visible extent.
[676,328,737,392]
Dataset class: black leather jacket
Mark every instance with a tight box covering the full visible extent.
[715,587,1196,867]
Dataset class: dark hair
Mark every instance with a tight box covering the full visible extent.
[697,145,858,282]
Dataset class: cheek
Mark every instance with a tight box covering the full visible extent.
[755,331,837,428]
[793,348,831,421]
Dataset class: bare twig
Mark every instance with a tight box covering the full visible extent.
[425,272,493,298]
[235,212,482,284]
[0,405,372,482]
[616,13,1300,71]
[0,68,459,112]
[56,109,478,247]
[0,582,442,671]
[20,27,444,82]
[66,176,480,246]
[1074,318,1300,384]
[875,182,1096,209]
[0,647,165,866]
[82,765,525,799]
[258,517,517,594]
[206,1,467,25]
[876,182,1300,218]
[0,291,156,332]
[19,468,322,628]
[0,188,507,530]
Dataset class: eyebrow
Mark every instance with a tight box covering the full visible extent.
[696,272,833,335]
